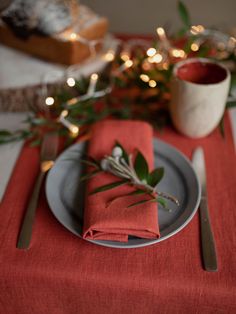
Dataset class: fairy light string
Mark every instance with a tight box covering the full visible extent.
[43,25,236,137]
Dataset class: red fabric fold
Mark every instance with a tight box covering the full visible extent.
[82,120,160,242]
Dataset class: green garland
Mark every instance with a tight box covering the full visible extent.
[0,1,236,146]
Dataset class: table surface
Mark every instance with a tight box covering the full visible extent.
[0,33,236,314]
[0,112,236,314]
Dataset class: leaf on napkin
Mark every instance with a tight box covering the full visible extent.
[127,189,146,196]
[90,179,129,195]
[80,170,102,181]
[115,141,129,163]
[127,196,169,210]
[148,167,164,187]
[80,159,100,169]
[127,197,157,208]
[157,197,167,208]
[134,151,149,182]
[178,1,191,28]
[85,155,101,167]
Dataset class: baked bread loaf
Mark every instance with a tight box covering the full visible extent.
[0,0,108,65]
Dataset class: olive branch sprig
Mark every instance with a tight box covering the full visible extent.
[81,141,179,209]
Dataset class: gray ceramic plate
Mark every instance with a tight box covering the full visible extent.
[46,139,201,248]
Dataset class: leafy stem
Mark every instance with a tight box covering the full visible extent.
[85,141,179,209]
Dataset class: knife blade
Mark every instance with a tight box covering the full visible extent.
[17,134,58,249]
[192,147,218,272]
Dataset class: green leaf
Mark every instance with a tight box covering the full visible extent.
[128,189,146,196]
[90,180,128,195]
[127,197,157,208]
[183,36,195,53]
[178,1,191,28]
[148,167,164,186]
[83,154,101,167]
[230,73,236,94]
[128,197,168,209]
[226,101,236,109]
[30,118,48,126]
[157,197,167,208]
[197,46,210,58]
[80,170,101,181]
[127,199,150,208]
[80,159,99,169]
[115,141,129,163]
[0,129,30,145]
[219,116,225,138]
[0,130,12,136]
[176,28,188,38]
[134,151,149,181]
[30,138,42,147]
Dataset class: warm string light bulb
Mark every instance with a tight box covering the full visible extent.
[67,77,76,87]
[61,110,69,118]
[147,48,157,57]
[140,74,150,82]
[197,25,205,32]
[91,73,98,81]
[191,43,199,52]
[171,49,186,58]
[69,125,79,135]
[87,73,99,95]
[148,80,157,88]
[104,50,115,61]
[190,25,205,35]
[153,53,163,63]
[125,59,133,68]
[156,27,166,37]
[120,52,130,62]
[45,97,55,106]
[70,32,77,40]
[156,27,171,50]
[59,110,79,137]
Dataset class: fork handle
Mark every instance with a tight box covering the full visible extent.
[17,171,45,249]
[199,197,218,272]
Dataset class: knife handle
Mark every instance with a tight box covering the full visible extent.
[17,171,45,249]
[199,197,218,272]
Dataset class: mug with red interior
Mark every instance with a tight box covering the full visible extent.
[170,58,231,138]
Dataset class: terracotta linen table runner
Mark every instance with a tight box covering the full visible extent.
[0,114,235,314]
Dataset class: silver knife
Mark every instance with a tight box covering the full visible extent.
[17,134,58,249]
[192,147,218,272]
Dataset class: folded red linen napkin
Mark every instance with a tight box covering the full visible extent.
[82,120,160,242]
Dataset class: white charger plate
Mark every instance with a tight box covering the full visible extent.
[46,139,201,248]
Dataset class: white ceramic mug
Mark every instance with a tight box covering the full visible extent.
[170,58,231,138]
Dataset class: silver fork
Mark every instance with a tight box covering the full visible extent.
[17,134,58,249]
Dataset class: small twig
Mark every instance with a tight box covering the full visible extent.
[99,146,179,207]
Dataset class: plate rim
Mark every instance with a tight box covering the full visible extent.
[46,138,201,249]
